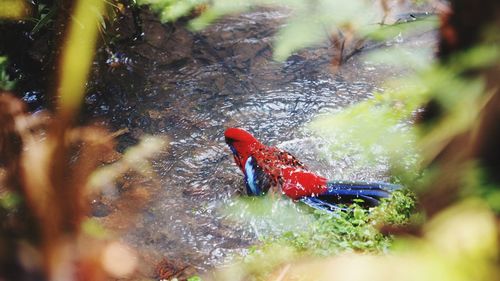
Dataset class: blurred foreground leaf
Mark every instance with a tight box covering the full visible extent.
[89,135,168,191]
[0,57,16,91]
[82,218,109,239]
[308,87,424,184]
[0,0,29,19]
[138,0,208,22]
[310,43,500,187]
[0,191,21,210]
[57,0,106,120]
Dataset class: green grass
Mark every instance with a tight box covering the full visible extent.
[214,190,416,281]
[263,190,416,256]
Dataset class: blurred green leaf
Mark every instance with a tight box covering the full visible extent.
[365,16,438,41]
[138,0,208,22]
[273,17,325,61]
[82,218,109,238]
[0,191,21,210]
[89,135,167,191]
[0,0,29,19]
[363,46,433,71]
[162,0,201,21]
[188,0,250,30]
[222,196,316,238]
[308,87,423,185]
[57,0,106,119]
[0,56,16,91]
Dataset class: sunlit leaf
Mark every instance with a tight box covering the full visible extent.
[82,218,109,238]
[89,135,167,191]
[273,17,326,61]
[188,0,250,30]
[425,199,497,260]
[57,0,106,119]
[0,0,29,19]
[221,196,316,238]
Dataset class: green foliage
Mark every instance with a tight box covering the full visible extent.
[309,86,424,185]
[137,0,208,22]
[89,135,167,191]
[222,190,416,252]
[271,207,391,256]
[212,243,296,281]
[216,191,415,281]
[371,189,417,225]
[266,0,377,61]
[225,191,416,251]
[29,3,57,35]
[324,54,441,168]
[308,43,500,190]
[266,190,415,256]
[0,57,16,91]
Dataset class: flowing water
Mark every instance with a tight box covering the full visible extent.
[85,7,437,271]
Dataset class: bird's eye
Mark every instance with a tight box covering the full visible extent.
[225,137,235,145]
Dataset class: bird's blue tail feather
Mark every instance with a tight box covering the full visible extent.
[301,180,401,213]
[327,180,400,191]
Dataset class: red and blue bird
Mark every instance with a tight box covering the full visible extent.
[224,127,399,212]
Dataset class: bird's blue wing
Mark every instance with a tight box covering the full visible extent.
[244,156,272,196]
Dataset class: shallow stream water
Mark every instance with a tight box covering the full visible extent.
[85,7,437,272]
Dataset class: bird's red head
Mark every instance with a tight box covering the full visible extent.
[224,128,262,171]
[224,128,259,144]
